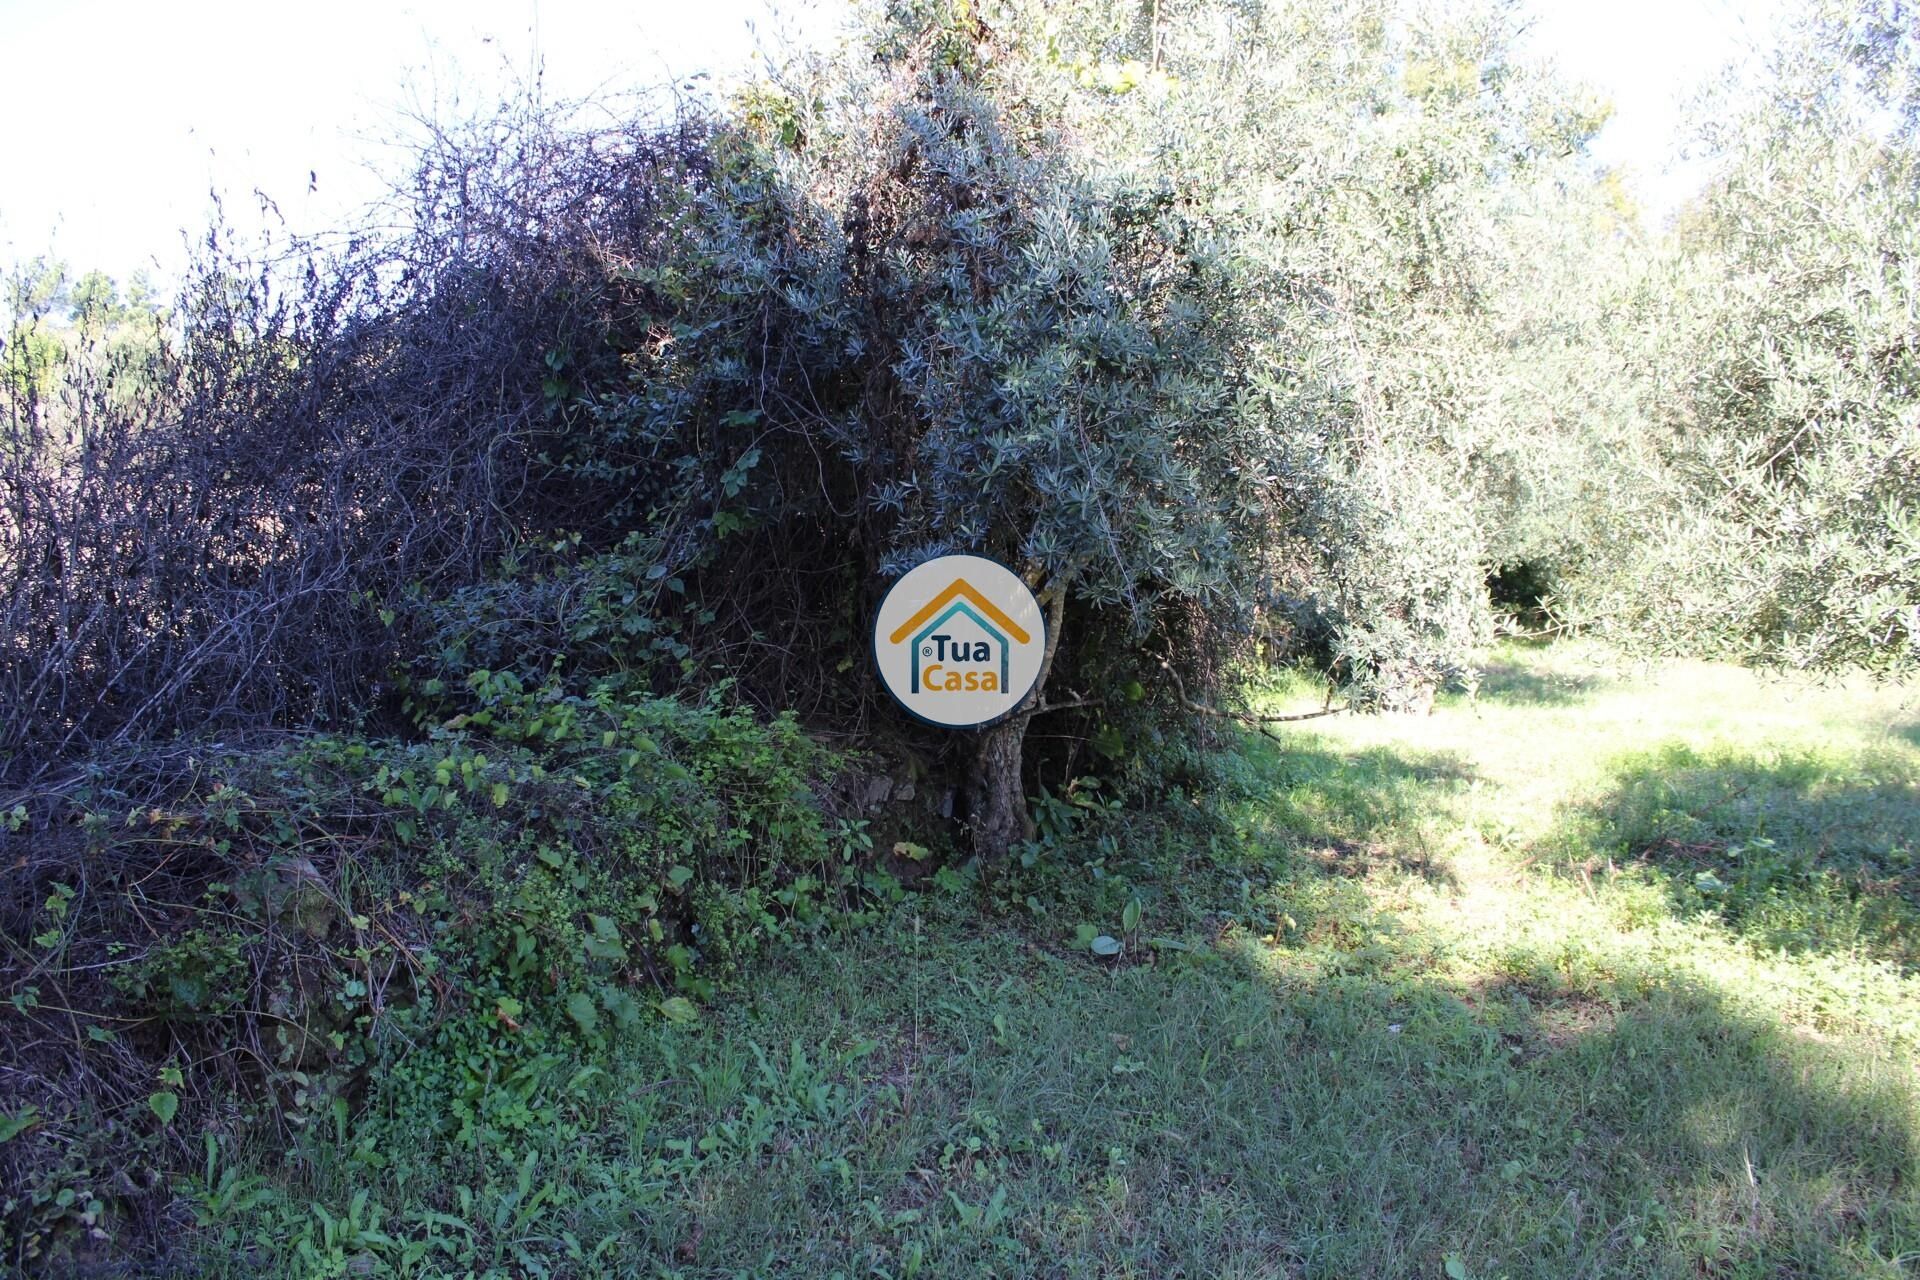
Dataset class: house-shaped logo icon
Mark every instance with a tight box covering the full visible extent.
[886,579,1032,693]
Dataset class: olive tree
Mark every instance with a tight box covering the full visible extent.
[1572,0,1920,673]
[589,5,1323,856]
[570,0,1659,847]
[1067,0,1630,700]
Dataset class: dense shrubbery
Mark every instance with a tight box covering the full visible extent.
[0,113,727,787]
[0,0,1643,818]
[0,675,869,1268]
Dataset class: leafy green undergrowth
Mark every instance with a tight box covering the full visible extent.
[16,644,1920,1277]
[0,681,890,1272]
[187,892,1918,1279]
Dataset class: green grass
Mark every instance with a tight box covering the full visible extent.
[194,642,1920,1278]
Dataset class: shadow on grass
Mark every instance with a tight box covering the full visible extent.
[1473,660,1605,708]
[559,901,1920,1279]
[1562,741,1920,970]
[1229,731,1474,890]
[620,723,1920,1279]
[1193,952,1920,1279]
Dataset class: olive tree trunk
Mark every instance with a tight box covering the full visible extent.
[966,580,1065,861]
[967,716,1031,861]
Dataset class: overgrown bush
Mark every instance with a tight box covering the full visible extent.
[547,9,1315,853]
[0,113,718,788]
[0,675,864,1270]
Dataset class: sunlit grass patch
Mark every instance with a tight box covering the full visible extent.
[1576,740,1920,968]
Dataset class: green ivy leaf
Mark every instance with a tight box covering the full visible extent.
[0,1107,38,1143]
[601,987,643,1030]
[583,914,626,961]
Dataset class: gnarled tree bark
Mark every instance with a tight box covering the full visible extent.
[966,578,1065,861]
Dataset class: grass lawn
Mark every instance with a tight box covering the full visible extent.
[202,643,1920,1278]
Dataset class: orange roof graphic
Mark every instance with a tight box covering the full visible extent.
[887,578,1032,646]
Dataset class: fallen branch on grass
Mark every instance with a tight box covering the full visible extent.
[1157,659,1348,735]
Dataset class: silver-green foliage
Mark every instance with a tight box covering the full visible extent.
[611,4,1310,715]
[1052,0,1621,699]
[622,0,1637,712]
[1576,0,1920,673]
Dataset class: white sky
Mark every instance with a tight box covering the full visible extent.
[1518,0,1789,212]
[0,0,1791,287]
[0,0,847,285]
